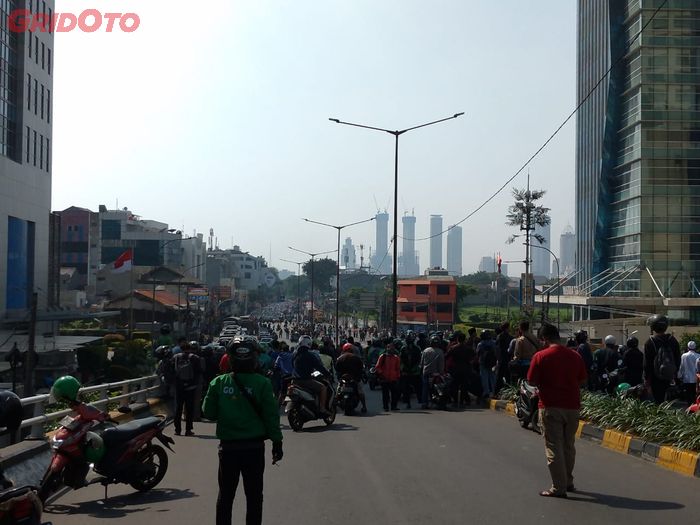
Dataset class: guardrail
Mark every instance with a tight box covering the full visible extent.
[17,375,161,439]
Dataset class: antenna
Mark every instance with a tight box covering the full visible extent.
[373,194,380,214]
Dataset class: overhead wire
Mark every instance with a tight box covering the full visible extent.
[399,0,670,243]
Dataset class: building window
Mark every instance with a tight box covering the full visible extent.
[48,8,52,33]
[101,220,121,240]
[40,85,44,120]
[39,134,43,169]
[416,284,428,294]
[244,272,252,279]
[415,304,428,313]
[33,79,37,114]
[32,130,37,166]
[47,48,52,75]
[45,137,49,172]
[6,216,36,309]
[437,284,450,295]
[34,36,38,64]
[27,74,31,110]
[47,89,51,123]
[28,29,32,58]
[41,42,45,70]
[436,303,452,313]
[401,304,414,312]
[25,126,30,163]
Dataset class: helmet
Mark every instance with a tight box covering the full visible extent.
[604,335,616,346]
[575,330,588,344]
[154,345,171,359]
[647,314,669,333]
[341,343,354,354]
[429,336,441,347]
[392,338,404,350]
[231,345,256,363]
[0,390,22,432]
[616,383,631,396]
[626,336,639,348]
[298,335,312,349]
[406,331,415,341]
[189,341,201,351]
[84,431,105,464]
[50,376,82,403]
[160,324,171,335]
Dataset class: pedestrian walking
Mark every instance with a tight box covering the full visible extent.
[400,332,422,408]
[477,331,498,399]
[495,322,514,393]
[678,340,700,405]
[527,323,587,498]
[172,342,201,436]
[643,315,681,403]
[203,341,283,525]
[420,336,445,409]
[376,340,401,411]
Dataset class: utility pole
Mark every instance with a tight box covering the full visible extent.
[23,292,38,396]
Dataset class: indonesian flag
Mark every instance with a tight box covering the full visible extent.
[497,253,503,274]
[112,249,133,274]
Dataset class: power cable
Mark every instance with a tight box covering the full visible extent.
[399,0,670,243]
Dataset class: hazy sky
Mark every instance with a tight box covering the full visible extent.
[52,0,576,277]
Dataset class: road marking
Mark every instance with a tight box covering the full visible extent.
[657,447,699,476]
[601,429,631,454]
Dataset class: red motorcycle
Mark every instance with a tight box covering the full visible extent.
[38,401,174,503]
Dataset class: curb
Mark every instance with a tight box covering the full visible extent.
[489,400,700,479]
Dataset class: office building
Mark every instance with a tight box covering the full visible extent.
[560,225,576,276]
[55,207,100,299]
[446,225,463,276]
[370,211,391,274]
[341,237,356,270]
[1,1,55,319]
[479,256,495,273]
[531,223,551,278]
[576,0,700,297]
[399,213,420,276]
[429,215,443,269]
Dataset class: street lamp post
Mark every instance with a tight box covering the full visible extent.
[280,258,303,325]
[303,217,375,346]
[528,243,561,330]
[288,247,335,333]
[329,112,464,335]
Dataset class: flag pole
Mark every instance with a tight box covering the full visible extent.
[128,248,134,339]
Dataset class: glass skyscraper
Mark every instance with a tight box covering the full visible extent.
[576,0,700,298]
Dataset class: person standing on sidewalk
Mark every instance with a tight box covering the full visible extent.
[527,323,587,499]
[678,340,700,405]
[203,342,283,525]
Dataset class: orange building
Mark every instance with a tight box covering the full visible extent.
[397,276,457,331]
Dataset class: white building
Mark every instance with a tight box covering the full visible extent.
[429,215,443,270]
[560,225,576,276]
[341,237,356,270]
[479,256,495,273]
[370,212,391,274]
[399,213,420,276]
[446,226,462,276]
[531,223,551,278]
[181,233,207,281]
[1,2,55,319]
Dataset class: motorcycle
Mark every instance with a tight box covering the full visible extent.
[336,374,360,416]
[515,379,540,432]
[0,483,51,525]
[430,373,452,410]
[284,371,336,431]
[38,402,174,503]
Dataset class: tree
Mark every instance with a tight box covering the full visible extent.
[456,284,479,305]
[302,258,336,293]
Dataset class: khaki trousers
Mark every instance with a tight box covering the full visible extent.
[540,407,579,494]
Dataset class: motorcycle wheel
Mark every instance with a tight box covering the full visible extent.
[38,470,62,504]
[323,406,336,426]
[130,444,168,492]
[288,408,304,432]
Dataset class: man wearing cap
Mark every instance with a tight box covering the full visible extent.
[678,340,700,405]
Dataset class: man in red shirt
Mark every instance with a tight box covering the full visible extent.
[527,323,587,498]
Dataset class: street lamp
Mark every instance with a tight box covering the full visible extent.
[303,217,375,346]
[329,112,464,335]
[280,258,303,325]
[528,243,561,330]
[288,246,335,333]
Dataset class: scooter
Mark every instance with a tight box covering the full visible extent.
[284,371,336,431]
[0,483,51,525]
[336,374,360,416]
[515,379,540,432]
[38,401,174,503]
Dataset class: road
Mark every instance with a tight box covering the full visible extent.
[45,389,698,525]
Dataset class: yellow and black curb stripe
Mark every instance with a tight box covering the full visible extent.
[489,399,700,478]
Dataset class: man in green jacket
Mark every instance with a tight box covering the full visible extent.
[203,341,283,525]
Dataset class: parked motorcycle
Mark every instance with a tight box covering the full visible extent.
[284,371,336,431]
[38,401,174,503]
[336,374,360,416]
[0,483,51,525]
[515,379,540,432]
[430,373,452,410]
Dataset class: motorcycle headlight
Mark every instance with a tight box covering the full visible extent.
[51,436,64,450]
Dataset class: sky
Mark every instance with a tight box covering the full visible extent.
[52,0,577,277]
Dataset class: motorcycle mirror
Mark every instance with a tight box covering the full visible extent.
[618,359,623,366]
[117,406,132,414]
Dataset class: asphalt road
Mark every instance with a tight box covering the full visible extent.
[45,389,699,525]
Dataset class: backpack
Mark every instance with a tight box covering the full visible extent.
[175,353,195,383]
[653,338,677,382]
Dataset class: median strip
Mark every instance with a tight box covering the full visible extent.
[489,399,700,479]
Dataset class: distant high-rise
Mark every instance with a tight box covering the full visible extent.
[341,237,356,270]
[370,211,391,274]
[429,215,443,269]
[560,225,576,275]
[479,256,495,273]
[446,226,462,277]
[399,214,420,276]
[531,223,551,278]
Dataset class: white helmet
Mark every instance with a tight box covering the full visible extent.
[298,335,312,349]
[604,335,616,346]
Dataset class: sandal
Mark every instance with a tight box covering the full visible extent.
[539,490,567,498]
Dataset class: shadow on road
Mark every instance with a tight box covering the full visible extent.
[45,487,198,518]
[303,423,358,433]
[568,490,685,511]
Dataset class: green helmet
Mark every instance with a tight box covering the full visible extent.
[50,375,82,403]
[616,382,631,395]
[84,431,105,464]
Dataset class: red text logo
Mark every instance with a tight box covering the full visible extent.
[8,9,141,33]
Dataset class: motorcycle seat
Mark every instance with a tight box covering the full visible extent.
[102,417,162,444]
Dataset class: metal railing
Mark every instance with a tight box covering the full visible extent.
[17,375,161,439]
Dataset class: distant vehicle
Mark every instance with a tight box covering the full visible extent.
[260,337,273,345]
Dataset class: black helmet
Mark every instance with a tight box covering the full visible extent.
[429,335,441,347]
[575,330,588,344]
[160,324,171,335]
[626,336,639,348]
[154,345,171,359]
[647,314,669,333]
